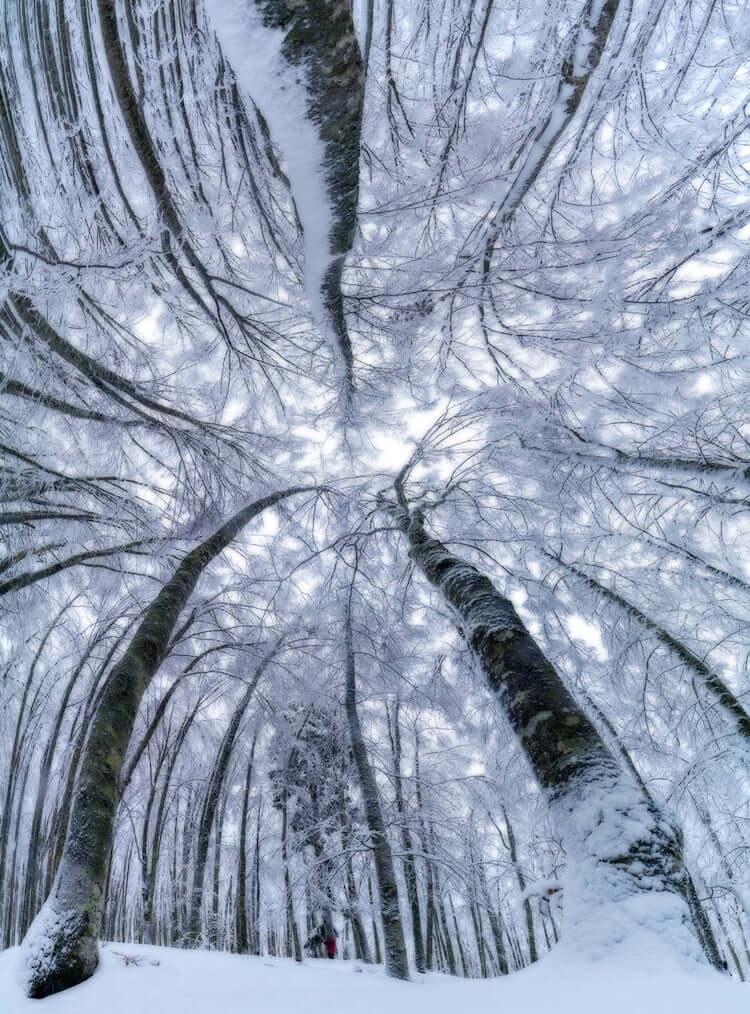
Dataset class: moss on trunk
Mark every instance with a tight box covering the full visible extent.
[23,488,312,998]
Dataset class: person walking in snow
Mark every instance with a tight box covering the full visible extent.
[325,933,337,960]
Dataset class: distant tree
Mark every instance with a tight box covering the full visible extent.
[1,0,748,998]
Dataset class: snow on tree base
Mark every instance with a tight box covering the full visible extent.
[549,770,705,965]
[20,902,97,999]
[2,941,747,1014]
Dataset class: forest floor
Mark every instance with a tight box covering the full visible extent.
[1,938,748,1013]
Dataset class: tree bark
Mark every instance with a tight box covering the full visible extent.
[500,806,537,965]
[390,498,701,961]
[187,645,279,943]
[209,791,227,949]
[344,599,409,979]
[387,697,425,972]
[22,619,124,938]
[211,0,364,397]
[252,799,263,954]
[413,735,436,970]
[340,811,372,963]
[552,554,750,741]
[234,734,258,953]
[280,789,303,962]
[22,487,313,998]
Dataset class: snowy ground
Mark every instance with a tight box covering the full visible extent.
[1,941,747,1013]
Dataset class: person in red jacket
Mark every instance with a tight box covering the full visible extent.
[325,934,337,960]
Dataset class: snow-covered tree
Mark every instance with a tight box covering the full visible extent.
[1,0,749,999]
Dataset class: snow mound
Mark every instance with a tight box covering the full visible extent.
[1,940,747,1013]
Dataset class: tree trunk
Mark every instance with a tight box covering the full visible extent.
[4,756,34,946]
[387,698,426,972]
[692,795,750,972]
[234,734,258,953]
[448,892,469,976]
[367,872,383,965]
[281,790,303,962]
[344,599,409,979]
[0,601,76,946]
[413,735,436,970]
[140,744,170,945]
[22,487,312,998]
[208,0,364,398]
[474,838,508,974]
[187,645,279,943]
[469,895,488,977]
[391,501,701,962]
[143,705,201,946]
[432,856,458,976]
[340,814,372,963]
[169,804,180,946]
[22,619,122,938]
[252,800,262,954]
[499,806,537,964]
[209,791,227,949]
[45,641,122,900]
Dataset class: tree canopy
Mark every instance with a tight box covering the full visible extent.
[2,0,750,998]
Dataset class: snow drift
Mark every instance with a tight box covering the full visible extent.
[2,939,747,1014]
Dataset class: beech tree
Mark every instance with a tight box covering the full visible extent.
[1,0,749,1001]
[22,488,316,997]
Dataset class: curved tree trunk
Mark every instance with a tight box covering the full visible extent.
[206,0,363,399]
[22,617,127,939]
[344,599,409,979]
[22,486,313,998]
[187,643,281,943]
[0,601,76,945]
[45,643,121,903]
[552,555,750,741]
[142,704,200,946]
[390,499,702,962]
